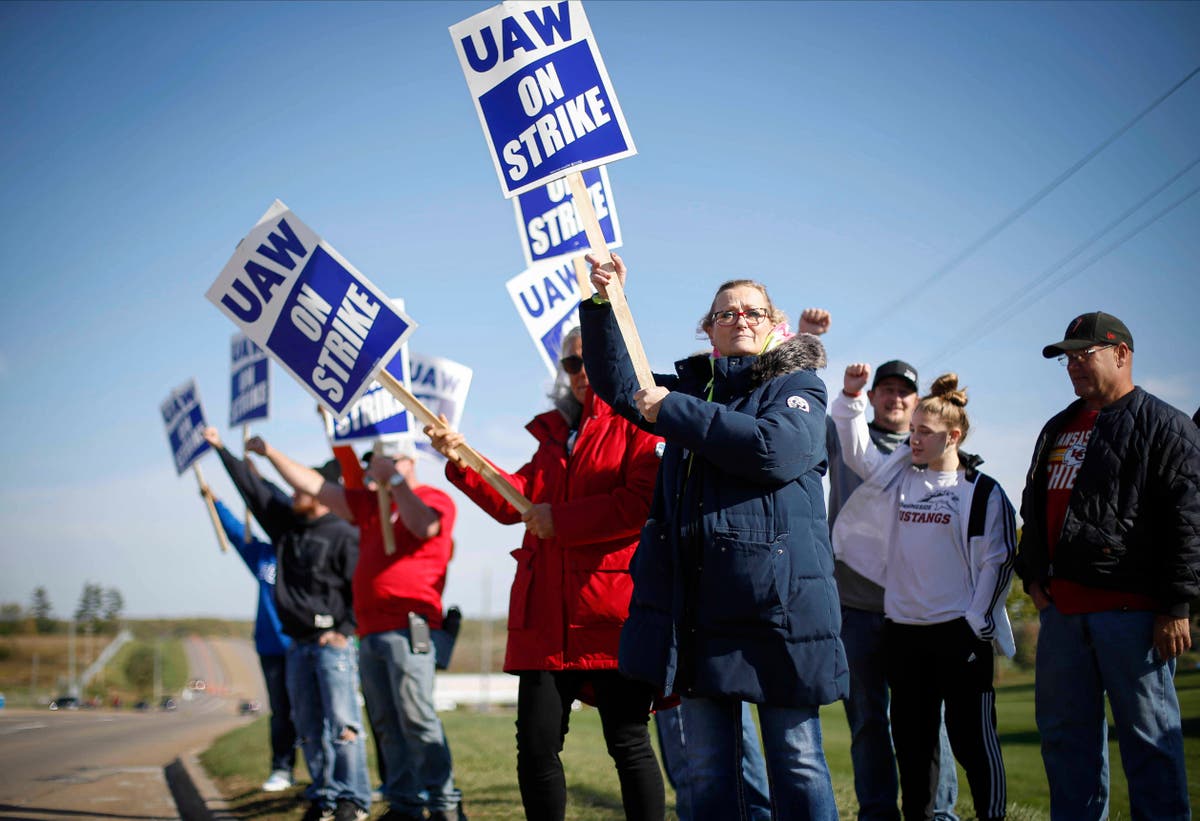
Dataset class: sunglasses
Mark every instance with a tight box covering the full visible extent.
[560,355,584,375]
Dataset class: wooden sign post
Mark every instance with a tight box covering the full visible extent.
[318,406,396,556]
[572,255,594,301]
[193,464,229,553]
[566,172,655,391]
[371,437,398,557]
[375,369,532,515]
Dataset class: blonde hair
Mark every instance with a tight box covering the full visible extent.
[916,373,970,443]
[697,279,788,336]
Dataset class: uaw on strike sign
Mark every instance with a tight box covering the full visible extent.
[451,0,636,198]
[506,260,582,377]
[162,379,212,475]
[206,201,415,417]
[229,333,269,427]
[325,300,415,444]
[514,165,621,266]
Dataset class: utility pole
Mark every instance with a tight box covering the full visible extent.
[153,640,162,703]
[481,570,491,713]
[67,620,77,698]
[31,653,39,703]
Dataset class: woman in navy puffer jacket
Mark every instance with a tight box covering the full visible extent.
[581,254,847,821]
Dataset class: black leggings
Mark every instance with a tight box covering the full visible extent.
[515,669,665,821]
[885,619,1007,821]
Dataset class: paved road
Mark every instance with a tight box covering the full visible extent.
[0,636,263,820]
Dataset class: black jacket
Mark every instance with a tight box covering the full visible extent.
[216,447,359,641]
[1015,388,1200,617]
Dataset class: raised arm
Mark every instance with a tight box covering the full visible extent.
[580,254,675,431]
[247,435,353,522]
[204,427,295,542]
[364,453,441,540]
[429,418,533,527]
[830,364,889,480]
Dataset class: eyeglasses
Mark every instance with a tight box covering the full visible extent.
[560,355,584,375]
[709,308,769,327]
[1057,345,1113,366]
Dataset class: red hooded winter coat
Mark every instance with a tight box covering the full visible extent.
[445,390,661,672]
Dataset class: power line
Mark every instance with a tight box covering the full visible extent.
[854,63,1200,337]
[920,174,1200,371]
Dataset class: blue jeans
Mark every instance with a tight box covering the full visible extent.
[1036,605,1188,821]
[286,640,371,810]
[259,653,297,774]
[656,700,771,821]
[359,628,462,815]
[681,695,837,821]
[842,607,959,821]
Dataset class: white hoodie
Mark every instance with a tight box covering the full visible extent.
[831,391,1017,657]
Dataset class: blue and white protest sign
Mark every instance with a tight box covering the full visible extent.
[514,165,621,266]
[325,301,415,444]
[206,201,416,417]
[450,0,636,198]
[161,379,211,475]
[410,353,474,460]
[229,333,270,427]
[505,260,582,377]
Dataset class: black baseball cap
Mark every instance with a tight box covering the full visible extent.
[312,458,342,484]
[1041,311,1134,358]
[872,360,918,392]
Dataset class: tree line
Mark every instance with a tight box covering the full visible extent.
[0,583,125,635]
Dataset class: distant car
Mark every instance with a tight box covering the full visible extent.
[238,699,261,716]
[49,696,80,711]
[133,700,151,711]
[159,697,178,711]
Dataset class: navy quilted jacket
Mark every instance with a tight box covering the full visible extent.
[580,300,848,707]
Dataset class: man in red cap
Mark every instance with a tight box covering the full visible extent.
[1015,311,1200,820]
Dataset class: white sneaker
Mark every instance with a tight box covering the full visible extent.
[261,769,294,792]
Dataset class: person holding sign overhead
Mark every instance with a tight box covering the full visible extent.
[252,436,466,821]
[580,255,845,821]
[197,477,297,795]
[426,326,665,821]
[202,428,370,821]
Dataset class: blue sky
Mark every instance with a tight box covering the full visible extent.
[1,1,1197,620]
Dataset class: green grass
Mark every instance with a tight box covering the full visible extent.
[202,669,1200,820]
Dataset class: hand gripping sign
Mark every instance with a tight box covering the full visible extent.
[409,353,474,461]
[514,165,621,267]
[506,260,583,378]
[452,1,653,390]
[207,201,531,516]
[229,333,270,427]
[161,379,228,552]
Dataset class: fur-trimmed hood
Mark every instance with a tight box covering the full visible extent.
[750,333,827,386]
[673,333,829,396]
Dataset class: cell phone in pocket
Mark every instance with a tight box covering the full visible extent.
[408,611,431,654]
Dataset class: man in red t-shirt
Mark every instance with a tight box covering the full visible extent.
[258,437,465,821]
[1016,311,1199,821]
